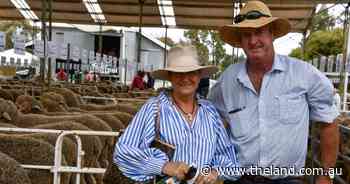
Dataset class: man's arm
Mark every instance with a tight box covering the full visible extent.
[317,120,339,184]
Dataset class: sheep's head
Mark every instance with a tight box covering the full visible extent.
[15,95,43,114]
[0,98,18,122]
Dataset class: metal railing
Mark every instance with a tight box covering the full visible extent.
[0,127,119,184]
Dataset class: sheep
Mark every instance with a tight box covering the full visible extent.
[15,95,45,114]
[52,88,81,107]
[0,151,32,184]
[92,114,125,131]
[40,92,69,112]
[0,134,71,184]
[32,121,103,184]
[0,89,14,101]
[0,98,114,168]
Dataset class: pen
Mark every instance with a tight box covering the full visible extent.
[229,106,246,114]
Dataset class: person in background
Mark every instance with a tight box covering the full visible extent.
[146,71,155,89]
[131,70,146,90]
[56,68,67,81]
[196,77,210,98]
[209,1,339,184]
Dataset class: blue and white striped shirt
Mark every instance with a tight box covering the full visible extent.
[113,91,238,181]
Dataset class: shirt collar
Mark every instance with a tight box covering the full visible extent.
[159,89,203,106]
[236,54,286,81]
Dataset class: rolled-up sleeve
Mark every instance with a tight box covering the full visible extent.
[113,99,169,181]
[307,66,339,123]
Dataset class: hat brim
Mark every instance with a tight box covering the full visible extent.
[219,17,291,48]
[151,65,218,81]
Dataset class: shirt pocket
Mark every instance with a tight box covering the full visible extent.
[228,107,252,139]
[278,94,305,124]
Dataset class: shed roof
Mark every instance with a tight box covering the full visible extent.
[0,0,346,33]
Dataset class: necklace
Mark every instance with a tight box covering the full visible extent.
[172,96,197,122]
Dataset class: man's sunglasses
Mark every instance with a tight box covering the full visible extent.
[234,10,271,24]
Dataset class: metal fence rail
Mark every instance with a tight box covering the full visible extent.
[0,127,120,184]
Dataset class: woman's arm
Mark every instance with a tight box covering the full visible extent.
[211,110,239,181]
[113,99,169,181]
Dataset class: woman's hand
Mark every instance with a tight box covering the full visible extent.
[195,169,218,184]
[162,161,190,180]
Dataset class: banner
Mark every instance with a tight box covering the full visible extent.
[71,46,80,61]
[48,41,58,58]
[14,34,25,55]
[34,40,45,58]
[0,32,5,51]
[81,49,88,64]
[58,43,68,60]
[89,50,95,64]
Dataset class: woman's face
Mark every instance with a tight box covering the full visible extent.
[169,71,201,97]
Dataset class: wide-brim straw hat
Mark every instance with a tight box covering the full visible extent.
[151,45,218,81]
[219,0,291,48]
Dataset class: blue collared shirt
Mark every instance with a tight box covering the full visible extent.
[209,54,339,178]
[113,91,238,181]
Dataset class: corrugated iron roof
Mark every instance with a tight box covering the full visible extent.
[0,0,346,33]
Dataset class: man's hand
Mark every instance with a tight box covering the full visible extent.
[195,169,218,184]
[161,161,190,180]
[316,176,332,184]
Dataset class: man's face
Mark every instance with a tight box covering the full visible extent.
[169,71,200,97]
[240,25,274,62]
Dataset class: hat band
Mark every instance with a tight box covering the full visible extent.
[234,10,271,24]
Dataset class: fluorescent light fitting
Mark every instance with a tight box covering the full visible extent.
[157,0,176,26]
[83,0,107,23]
[10,0,39,20]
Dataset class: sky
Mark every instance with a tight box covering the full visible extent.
[140,4,345,56]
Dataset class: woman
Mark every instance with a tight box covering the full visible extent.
[113,45,238,184]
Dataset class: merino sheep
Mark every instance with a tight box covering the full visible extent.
[32,122,103,184]
[0,98,114,167]
[52,88,81,107]
[0,134,70,184]
[0,89,14,101]
[40,92,69,112]
[0,151,32,184]
[15,95,45,114]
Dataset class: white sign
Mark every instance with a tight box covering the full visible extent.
[89,51,95,64]
[58,43,68,60]
[0,32,5,51]
[48,41,58,58]
[9,57,15,66]
[14,34,25,55]
[16,58,21,66]
[71,46,80,61]
[1,56,6,65]
[96,53,101,63]
[108,55,113,63]
[113,57,117,67]
[103,54,107,63]
[34,40,45,58]
[81,49,88,64]
[24,59,28,67]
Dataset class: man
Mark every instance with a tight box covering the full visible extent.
[209,1,339,184]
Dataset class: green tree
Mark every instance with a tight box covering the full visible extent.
[310,8,336,33]
[184,29,226,67]
[158,37,175,47]
[289,28,343,60]
[0,20,34,49]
